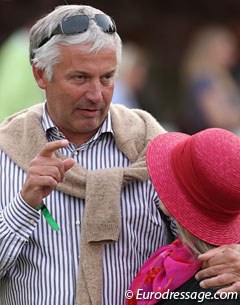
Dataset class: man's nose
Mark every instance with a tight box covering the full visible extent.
[85,80,103,102]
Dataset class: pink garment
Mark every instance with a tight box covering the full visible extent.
[127,239,202,305]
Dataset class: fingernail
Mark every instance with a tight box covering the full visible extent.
[199,281,206,289]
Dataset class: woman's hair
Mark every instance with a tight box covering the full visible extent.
[181,25,237,80]
[175,220,216,256]
[29,5,122,81]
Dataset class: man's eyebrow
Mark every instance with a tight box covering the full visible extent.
[102,69,116,77]
[106,69,116,75]
[69,69,116,77]
[73,70,89,75]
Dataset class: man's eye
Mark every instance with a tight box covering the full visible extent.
[103,74,114,82]
[74,75,85,80]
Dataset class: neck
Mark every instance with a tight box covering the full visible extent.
[60,129,97,147]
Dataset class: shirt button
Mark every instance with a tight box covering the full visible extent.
[29,219,35,224]
[72,151,79,156]
[75,220,80,226]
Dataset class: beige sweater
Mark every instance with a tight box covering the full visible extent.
[0,103,165,305]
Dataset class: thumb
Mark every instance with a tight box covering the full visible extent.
[63,158,76,171]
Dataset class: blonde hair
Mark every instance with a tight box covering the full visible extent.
[181,25,237,81]
[175,220,216,256]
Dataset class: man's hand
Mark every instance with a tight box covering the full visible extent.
[195,244,240,292]
[21,140,75,208]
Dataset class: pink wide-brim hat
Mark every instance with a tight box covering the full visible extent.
[146,128,240,245]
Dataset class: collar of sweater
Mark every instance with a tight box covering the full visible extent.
[0,102,165,195]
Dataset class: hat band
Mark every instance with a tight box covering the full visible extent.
[171,136,239,220]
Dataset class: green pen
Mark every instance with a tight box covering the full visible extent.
[36,202,60,231]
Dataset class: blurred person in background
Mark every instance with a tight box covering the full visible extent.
[179,25,240,135]
[0,27,44,122]
[111,41,149,108]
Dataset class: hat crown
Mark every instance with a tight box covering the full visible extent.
[146,127,240,245]
[187,128,240,213]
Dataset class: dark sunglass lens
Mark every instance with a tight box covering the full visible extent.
[62,15,89,34]
[95,14,116,33]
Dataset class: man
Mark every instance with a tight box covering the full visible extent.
[0,4,239,305]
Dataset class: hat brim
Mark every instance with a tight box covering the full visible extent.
[146,132,240,245]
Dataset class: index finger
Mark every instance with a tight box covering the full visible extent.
[38,140,69,157]
[198,244,239,262]
[198,245,227,261]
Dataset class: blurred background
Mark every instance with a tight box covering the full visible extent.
[2,0,240,133]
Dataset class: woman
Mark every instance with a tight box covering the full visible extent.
[127,127,240,304]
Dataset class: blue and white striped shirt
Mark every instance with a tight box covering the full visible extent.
[0,104,175,305]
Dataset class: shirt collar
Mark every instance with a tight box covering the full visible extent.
[41,102,114,145]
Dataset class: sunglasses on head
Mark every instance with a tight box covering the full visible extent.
[38,14,117,48]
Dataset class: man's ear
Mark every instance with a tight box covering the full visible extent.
[32,65,48,89]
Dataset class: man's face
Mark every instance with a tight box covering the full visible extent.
[34,44,117,146]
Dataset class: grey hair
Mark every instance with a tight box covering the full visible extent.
[29,5,122,80]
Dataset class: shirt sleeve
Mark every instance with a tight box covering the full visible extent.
[154,196,179,238]
[0,192,40,278]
